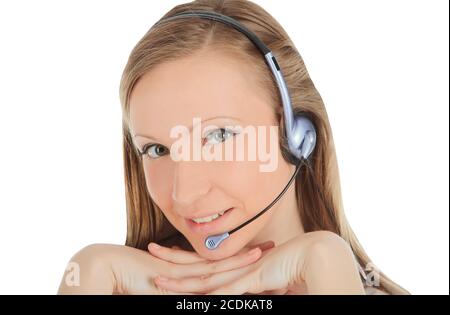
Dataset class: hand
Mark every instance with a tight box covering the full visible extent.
[148,240,275,294]
[153,231,366,295]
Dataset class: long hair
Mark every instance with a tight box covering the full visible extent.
[119,0,409,294]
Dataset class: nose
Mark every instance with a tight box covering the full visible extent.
[171,160,212,207]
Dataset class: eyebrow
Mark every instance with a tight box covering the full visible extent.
[132,115,242,142]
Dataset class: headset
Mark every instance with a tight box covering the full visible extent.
[154,10,317,250]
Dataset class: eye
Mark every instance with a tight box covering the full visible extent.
[203,128,237,146]
[141,144,169,159]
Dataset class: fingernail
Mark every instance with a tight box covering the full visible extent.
[149,243,161,250]
[248,248,259,256]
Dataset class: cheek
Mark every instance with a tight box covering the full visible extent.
[221,152,291,217]
[142,159,174,214]
[216,150,292,242]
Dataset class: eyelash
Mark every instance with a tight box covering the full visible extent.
[202,127,239,146]
[140,143,168,159]
[139,128,238,159]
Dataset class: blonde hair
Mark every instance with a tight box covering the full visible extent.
[119,0,409,294]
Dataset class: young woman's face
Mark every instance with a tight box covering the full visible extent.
[129,50,295,260]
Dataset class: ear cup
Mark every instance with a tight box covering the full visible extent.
[287,115,317,162]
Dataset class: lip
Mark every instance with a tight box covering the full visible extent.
[185,207,234,234]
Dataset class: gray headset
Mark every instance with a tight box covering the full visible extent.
[154,10,318,250]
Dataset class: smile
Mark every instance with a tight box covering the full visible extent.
[191,208,231,224]
[185,208,234,234]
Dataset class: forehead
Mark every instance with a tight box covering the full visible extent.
[128,50,274,140]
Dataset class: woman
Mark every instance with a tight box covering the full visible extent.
[58,0,409,295]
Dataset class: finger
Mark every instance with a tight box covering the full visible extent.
[151,241,273,265]
[152,277,196,295]
[207,272,262,295]
[154,265,251,293]
[148,243,206,264]
[172,247,262,278]
[154,285,196,295]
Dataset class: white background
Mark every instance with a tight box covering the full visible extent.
[0,0,448,295]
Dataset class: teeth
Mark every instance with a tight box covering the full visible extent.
[192,210,227,224]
